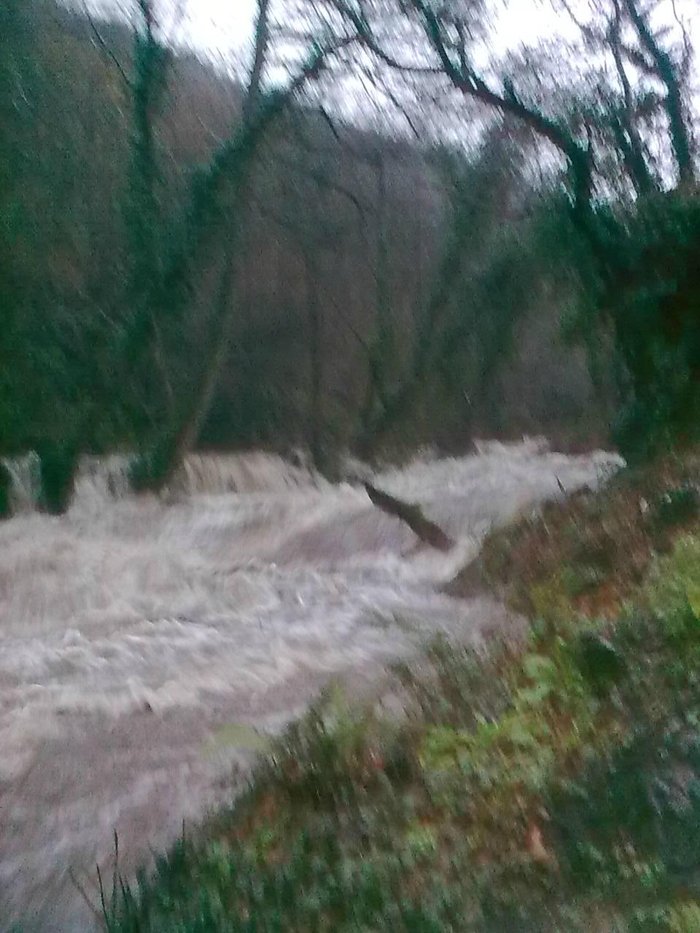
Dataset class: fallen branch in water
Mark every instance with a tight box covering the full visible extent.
[363,481,454,552]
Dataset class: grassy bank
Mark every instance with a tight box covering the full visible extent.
[106,449,699,932]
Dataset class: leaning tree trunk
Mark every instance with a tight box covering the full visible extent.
[364,481,454,551]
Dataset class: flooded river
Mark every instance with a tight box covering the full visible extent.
[0,441,620,930]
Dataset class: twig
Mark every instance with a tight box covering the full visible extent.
[82,2,132,89]
[96,863,109,926]
[68,868,104,925]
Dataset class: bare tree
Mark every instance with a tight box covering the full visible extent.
[553,0,696,192]
[622,0,695,188]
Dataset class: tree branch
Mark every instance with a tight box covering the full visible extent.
[622,0,695,187]
[82,2,132,88]
[608,0,655,194]
[407,0,594,225]
[119,34,352,366]
[243,0,272,125]
[331,0,443,74]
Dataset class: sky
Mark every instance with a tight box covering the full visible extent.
[92,0,698,63]
[94,0,698,103]
[178,0,257,57]
[175,0,571,61]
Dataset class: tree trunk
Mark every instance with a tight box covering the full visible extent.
[128,0,278,490]
[364,481,454,551]
[243,0,271,125]
[166,254,240,473]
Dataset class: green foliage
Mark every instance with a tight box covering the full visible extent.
[643,535,700,631]
[262,684,389,807]
[546,538,700,920]
[664,904,700,933]
[572,632,626,696]
[597,195,700,460]
[0,0,35,450]
[559,562,609,598]
[625,902,700,933]
[531,184,700,461]
[390,636,515,731]
[103,826,474,933]
[0,1,134,456]
[420,633,597,813]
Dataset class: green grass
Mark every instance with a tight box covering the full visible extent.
[100,527,700,932]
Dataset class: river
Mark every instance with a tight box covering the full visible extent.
[0,440,620,930]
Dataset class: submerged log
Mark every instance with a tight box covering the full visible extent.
[363,481,454,552]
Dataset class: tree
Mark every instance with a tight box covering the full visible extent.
[126,0,353,489]
[347,123,539,453]
[333,0,699,458]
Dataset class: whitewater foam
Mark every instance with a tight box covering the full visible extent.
[0,441,622,930]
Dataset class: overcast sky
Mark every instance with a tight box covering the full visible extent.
[84,0,696,74]
[92,0,696,101]
[179,0,256,56]
[176,0,576,60]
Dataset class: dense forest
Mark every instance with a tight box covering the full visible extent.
[0,0,698,508]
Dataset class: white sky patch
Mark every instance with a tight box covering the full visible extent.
[89,0,697,84]
[177,0,257,58]
[176,0,569,60]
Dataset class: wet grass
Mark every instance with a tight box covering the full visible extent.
[102,452,700,932]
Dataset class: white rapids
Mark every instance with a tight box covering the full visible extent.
[0,441,621,931]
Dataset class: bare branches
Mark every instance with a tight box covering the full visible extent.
[608,0,656,193]
[330,0,595,221]
[622,0,696,186]
[407,0,595,220]
[330,0,443,74]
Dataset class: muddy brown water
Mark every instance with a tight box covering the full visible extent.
[0,442,621,930]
